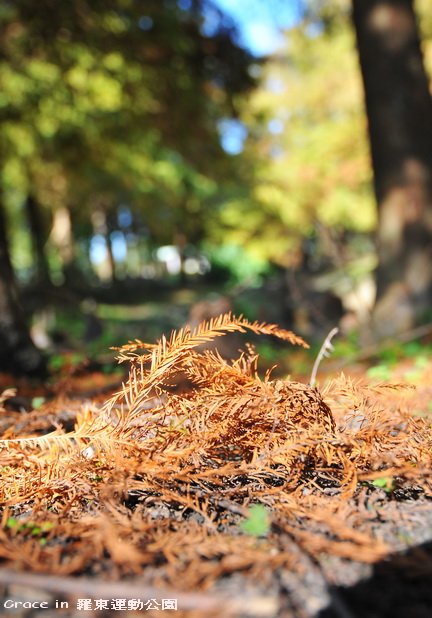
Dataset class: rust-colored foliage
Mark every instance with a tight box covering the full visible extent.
[0,314,431,592]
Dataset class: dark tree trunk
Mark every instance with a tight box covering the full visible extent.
[352,0,432,335]
[25,194,51,284]
[105,228,117,283]
[0,201,46,377]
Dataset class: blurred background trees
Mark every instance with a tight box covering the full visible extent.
[352,0,432,336]
[0,0,431,375]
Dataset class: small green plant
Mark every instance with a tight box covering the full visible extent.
[48,352,85,373]
[31,396,46,409]
[240,504,270,537]
[366,364,392,381]
[371,476,395,492]
[5,518,55,545]
[90,474,104,482]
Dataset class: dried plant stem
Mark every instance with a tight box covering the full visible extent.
[310,327,339,388]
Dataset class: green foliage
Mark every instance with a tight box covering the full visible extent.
[3,0,431,289]
[5,517,55,546]
[48,352,85,373]
[206,244,270,284]
[366,340,432,384]
[371,477,395,492]
[418,0,432,79]
[240,504,270,537]
[332,334,359,361]
[31,397,45,409]
[0,0,255,281]
[216,3,376,269]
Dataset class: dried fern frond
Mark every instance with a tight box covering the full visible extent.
[115,313,308,361]
[0,426,76,453]
[105,314,308,416]
[180,348,259,389]
[0,406,132,455]
[2,313,432,590]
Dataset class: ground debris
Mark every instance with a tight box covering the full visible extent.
[0,314,431,617]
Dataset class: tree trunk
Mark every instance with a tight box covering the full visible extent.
[25,194,51,284]
[0,200,46,377]
[352,0,432,335]
[49,205,79,285]
[90,206,116,282]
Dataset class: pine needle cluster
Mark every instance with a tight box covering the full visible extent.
[0,314,431,590]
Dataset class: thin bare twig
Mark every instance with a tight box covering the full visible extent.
[310,327,339,388]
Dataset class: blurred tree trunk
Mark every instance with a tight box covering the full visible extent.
[0,200,46,376]
[49,205,78,284]
[91,206,116,282]
[352,0,432,335]
[106,226,117,283]
[25,194,51,285]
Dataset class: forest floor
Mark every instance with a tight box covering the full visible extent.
[0,313,432,618]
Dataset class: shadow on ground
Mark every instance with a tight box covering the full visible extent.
[320,540,432,618]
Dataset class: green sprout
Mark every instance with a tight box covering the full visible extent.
[5,518,55,545]
[31,396,46,409]
[371,476,395,492]
[240,504,270,537]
